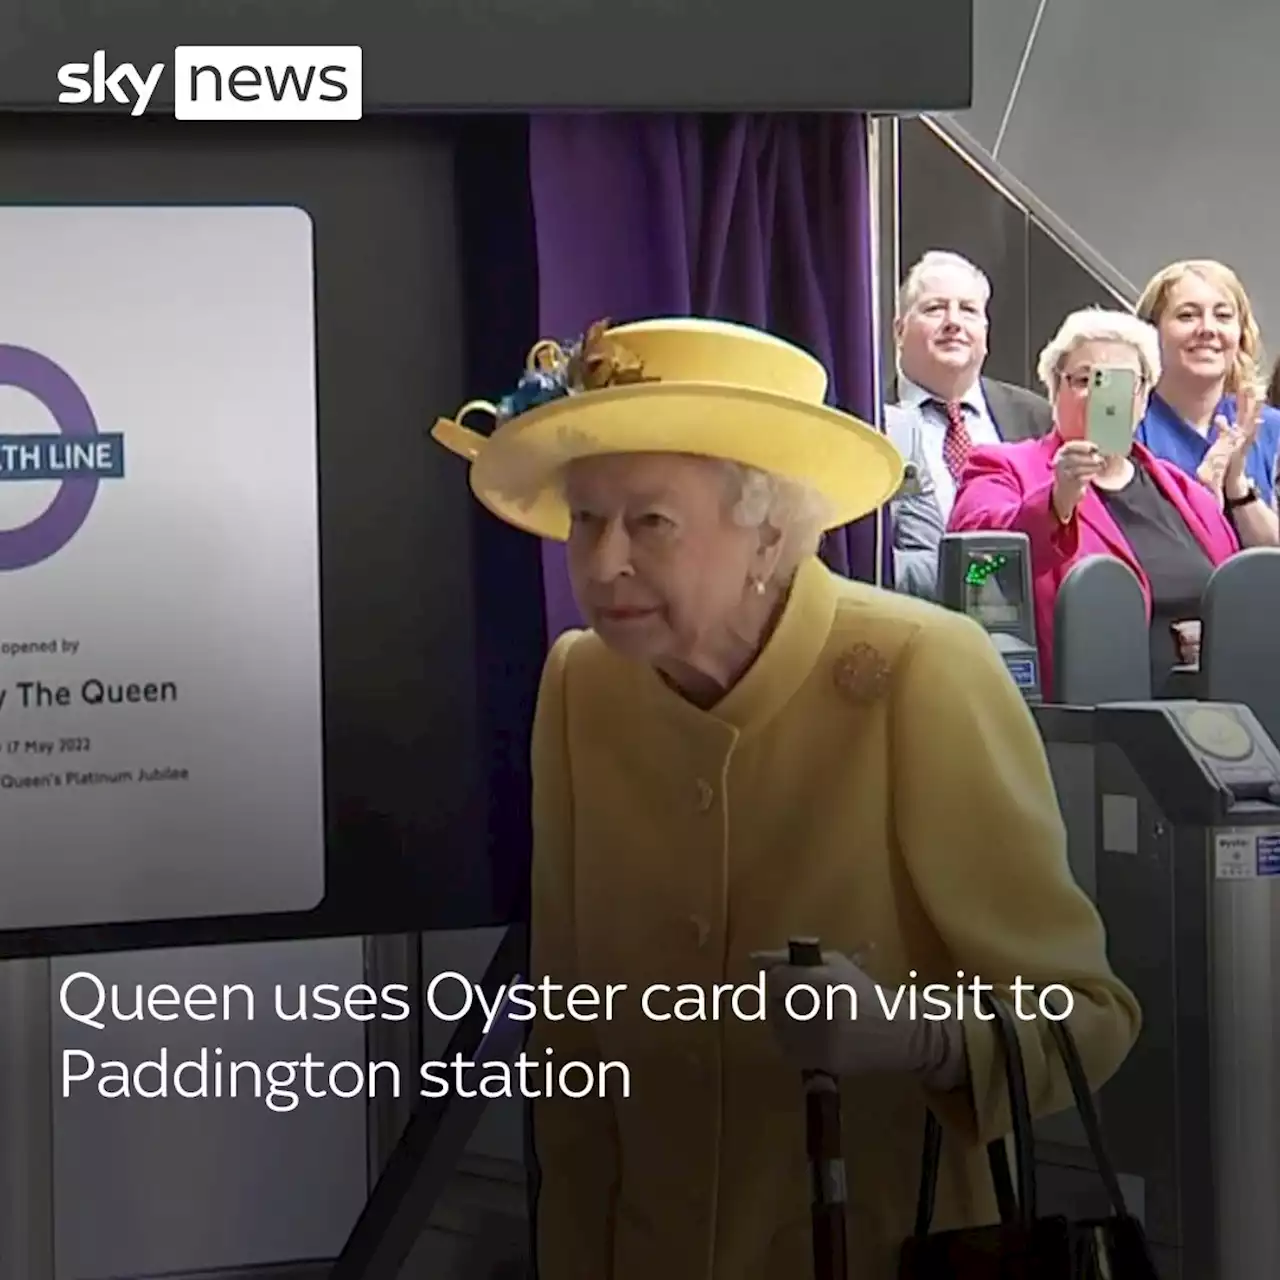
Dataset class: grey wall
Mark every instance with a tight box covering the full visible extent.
[898,119,1121,393]
[945,0,1280,336]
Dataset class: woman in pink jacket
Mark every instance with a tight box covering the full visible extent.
[948,309,1275,698]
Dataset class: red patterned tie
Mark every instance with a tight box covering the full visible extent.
[941,400,974,483]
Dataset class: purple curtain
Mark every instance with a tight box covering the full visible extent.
[528,113,887,638]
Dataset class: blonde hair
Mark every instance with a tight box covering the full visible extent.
[896,250,991,317]
[1036,308,1162,397]
[1135,259,1264,397]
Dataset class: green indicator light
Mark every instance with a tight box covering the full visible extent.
[964,552,1008,588]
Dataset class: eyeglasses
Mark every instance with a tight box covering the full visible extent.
[1060,368,1145,392]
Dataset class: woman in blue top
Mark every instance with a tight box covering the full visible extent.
[1134,259,1280,521]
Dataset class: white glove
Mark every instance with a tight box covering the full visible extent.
[751,948,968,1091]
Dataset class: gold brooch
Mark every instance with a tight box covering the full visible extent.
[832,643,892,706]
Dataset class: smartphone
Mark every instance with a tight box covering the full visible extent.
[1085,367,1138,456]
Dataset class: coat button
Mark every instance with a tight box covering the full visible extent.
[695,779,714,811]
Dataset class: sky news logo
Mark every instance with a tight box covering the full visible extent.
[56,47,362,120]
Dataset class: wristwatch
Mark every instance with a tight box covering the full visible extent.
[1225,483,1260,511]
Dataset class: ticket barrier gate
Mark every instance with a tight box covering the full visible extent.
[937,532,1043,698]
[1069,699,1280,1280]
[938,534,1280,1278]
[1199,547,1280,747]
[940,533,1280,721]
[1055,543,1280,742]
[1033,689,1280,1280]
[1050,553,1150,704]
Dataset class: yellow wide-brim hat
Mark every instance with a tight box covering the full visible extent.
[431,316,904,541]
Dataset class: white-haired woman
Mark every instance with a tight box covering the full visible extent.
[433,317,1139,1279]
[950,308,1275,700]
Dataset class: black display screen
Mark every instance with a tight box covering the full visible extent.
[961,549,1026,629]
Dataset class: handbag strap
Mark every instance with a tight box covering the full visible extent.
[913,1109,944,1237]
[979,991,1038,1222]
[914,1112,1020,1236]
[912,988,1038,1236]
[986,1126,1019,1222]
[913,989,1140,1236]
[1039,991,1133,1218]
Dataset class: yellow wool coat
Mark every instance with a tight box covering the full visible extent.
[527,555,1141,1280]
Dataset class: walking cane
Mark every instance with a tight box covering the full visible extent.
[789,937,849,1280]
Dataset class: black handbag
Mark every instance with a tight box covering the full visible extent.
[899,992,1162,1278]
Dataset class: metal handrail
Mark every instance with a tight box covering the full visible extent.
[922,114,1139,307]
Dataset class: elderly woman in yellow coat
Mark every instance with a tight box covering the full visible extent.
[432,317,1141,1280]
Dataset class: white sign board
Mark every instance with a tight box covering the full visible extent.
[1214,827,1280,881]
[0,205,325,928]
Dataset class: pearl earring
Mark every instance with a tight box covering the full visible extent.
[751,577,766,596]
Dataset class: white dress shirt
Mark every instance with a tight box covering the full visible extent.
[897,376,1002,520]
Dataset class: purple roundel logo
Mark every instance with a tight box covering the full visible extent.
[0,345,124,573]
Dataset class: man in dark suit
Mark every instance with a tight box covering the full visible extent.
[885,250,1053,599]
